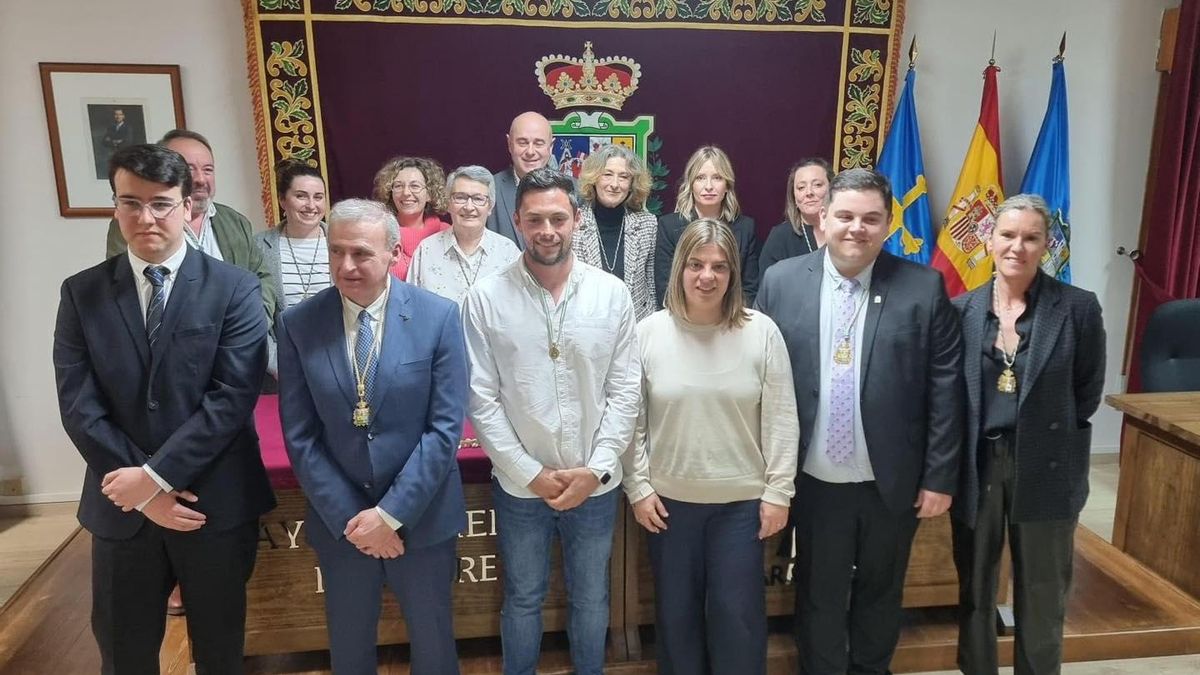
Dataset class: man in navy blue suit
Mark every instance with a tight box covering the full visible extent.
[54,143,274,674]
[277,198,469,674]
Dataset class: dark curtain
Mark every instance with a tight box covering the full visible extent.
[1128,0,1200,391]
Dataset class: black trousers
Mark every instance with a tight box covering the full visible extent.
[952,435,1076,675]
[91,519,259,675]
[793,475,919,675]
[648,497,766,675]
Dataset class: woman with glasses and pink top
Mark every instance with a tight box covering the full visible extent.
[370,155,451,280]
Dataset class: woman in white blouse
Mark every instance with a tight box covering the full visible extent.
[409,165,520,305]
[623,218,799,675]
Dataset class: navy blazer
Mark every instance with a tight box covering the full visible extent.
[756,249,965,514]
[951,272,1106,526]
[276,279,468,549]
[54,247,274,540]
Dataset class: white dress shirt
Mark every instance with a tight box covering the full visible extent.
[182,202,224,261]
[803,254,877,483]
[463,256,642,499]
[409,228,520,305]
[338,287,404,530]
[127,242,189,508]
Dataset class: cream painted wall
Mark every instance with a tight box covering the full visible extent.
[0,0,1170,501]
[899,0,1173,453]
[0,0,261,502]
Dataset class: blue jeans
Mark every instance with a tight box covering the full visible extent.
[492,481,618,675]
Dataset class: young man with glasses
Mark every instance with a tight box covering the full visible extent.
[54,143,274,674]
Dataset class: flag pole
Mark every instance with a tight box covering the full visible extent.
[908,36,918,71]
[989,30,997,66]
[1055,31,1066,63]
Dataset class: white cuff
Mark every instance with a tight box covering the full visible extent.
[375,506,403,531]
[142,464,174,493]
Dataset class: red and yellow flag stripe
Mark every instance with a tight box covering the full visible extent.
[931,64,1005,297]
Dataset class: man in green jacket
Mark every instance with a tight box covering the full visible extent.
[106,129,276,320]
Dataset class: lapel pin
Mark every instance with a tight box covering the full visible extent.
[873,295,882,304]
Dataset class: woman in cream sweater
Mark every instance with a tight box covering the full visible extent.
[623,218,799,675]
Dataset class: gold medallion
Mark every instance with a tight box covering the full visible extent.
[997,368,1017,394]
[549,343,560,360]
[353,400,370,427]
[833,339,853,366]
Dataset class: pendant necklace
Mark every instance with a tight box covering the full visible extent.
[455,245,486,289]
[992,279,1020,394]
[830,274,870,366]
[283,224,323,301]
[536,283,572,360]
[596,225,625,275]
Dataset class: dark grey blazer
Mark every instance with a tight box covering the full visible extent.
[755,248,965,514]
[485,167,524,250]
[951,271,1106,526]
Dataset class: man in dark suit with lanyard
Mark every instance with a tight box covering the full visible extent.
[54,143,274,674]
[485,111,555,250]
[756,168,964,674]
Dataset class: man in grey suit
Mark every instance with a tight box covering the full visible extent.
[485,111,554,250]
[756,168,964,674]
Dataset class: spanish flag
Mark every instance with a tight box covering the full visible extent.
[931,64,1005,296]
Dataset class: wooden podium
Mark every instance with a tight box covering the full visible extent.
[1108,392,1200,601]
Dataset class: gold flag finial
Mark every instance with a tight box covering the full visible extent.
[1055,32,1066,63]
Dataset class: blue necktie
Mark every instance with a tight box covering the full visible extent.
[144,265,170,347]
[355,310,378,400]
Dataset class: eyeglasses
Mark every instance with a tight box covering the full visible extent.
[391,182,427,194]
[113,197,184,219]
[450,192,490,207]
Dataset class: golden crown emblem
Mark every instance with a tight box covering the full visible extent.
[535,42,641,111]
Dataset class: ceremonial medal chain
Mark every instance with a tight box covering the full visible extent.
[992,279,1021,395]
[349,314,383,427]
[537,285,572,360]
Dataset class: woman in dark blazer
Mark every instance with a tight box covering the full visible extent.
[655,145,759,307]
[950,194,1106,675]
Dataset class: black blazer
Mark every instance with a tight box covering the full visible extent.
[951,271,1105,526]
[756,249,965,513]
[655,212,760,308]
[54,247,275,540]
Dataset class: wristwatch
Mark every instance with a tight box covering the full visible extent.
[591,468,612,485]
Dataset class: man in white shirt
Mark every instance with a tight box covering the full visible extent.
[463,167,641,675]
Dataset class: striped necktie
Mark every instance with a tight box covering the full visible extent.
[144,265,170,347]
[355,310,378,400]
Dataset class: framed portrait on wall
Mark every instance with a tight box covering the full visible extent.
[39,63,185,218]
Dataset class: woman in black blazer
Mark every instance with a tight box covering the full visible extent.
[655,145,759,307]
[950,194,1106,675]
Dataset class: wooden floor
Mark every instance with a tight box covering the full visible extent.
[0,524,1197,674]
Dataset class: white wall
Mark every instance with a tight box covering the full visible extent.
[0,0,261,502]
[0,1,1168,501]
[900,0,1172,453]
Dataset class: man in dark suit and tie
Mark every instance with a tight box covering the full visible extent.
[277,198,468,674]
[54,143,274,674]
[756,168,964,674]
[485,111,555,250]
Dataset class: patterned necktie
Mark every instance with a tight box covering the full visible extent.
[144,265,170,347]
[826,277,860,464]
[355,310,378,400]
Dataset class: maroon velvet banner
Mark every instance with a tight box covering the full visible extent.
[244,0,906,237]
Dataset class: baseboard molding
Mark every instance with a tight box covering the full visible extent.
[0,492,79,508]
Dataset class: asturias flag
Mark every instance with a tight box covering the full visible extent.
[931,64,1005,296]
[1019,58,1072,282]
[877,68,934,264]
